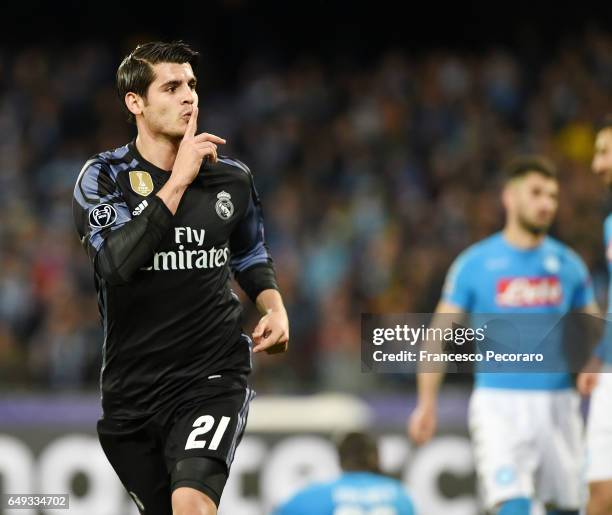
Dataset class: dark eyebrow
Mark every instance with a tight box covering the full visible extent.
[160,80,182,90]
[159,78,197,90]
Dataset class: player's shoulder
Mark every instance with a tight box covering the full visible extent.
[377,476,415,505]
[345,472,406,490]
[73,144,133,206]
[370,475,415,508]
[214,155,254,185]
[453,233,503,268]
[75,144,132,186]
[277,481,332,513]
[604,213,612,235]
[541,235,579,259]
[542,236,588,272]
[295,480,334,497]
[336,473,415,509]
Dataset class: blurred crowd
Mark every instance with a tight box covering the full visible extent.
[1,30,612,394]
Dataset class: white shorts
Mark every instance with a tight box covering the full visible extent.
[586,371,612,482]
[469,388,584,510]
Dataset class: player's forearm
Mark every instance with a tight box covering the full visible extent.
[236,263,279,303]
[415,304,458,406]
[416,371,445,407]
[254,289,286,316]
[156,176,190,215]
[581,301,600,316]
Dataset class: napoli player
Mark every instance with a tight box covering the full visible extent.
[581,118,612,515]
[275,432,416,515]
[408,156,599,515]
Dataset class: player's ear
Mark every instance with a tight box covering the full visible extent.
[125,92,144,117]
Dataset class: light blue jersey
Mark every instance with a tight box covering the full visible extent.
[606,214,612,308]
[274,472,416,515]
[596,214,612,363]
[442,232,594,389]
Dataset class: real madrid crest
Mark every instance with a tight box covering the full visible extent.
[129,171,154,197]
[215,191,234,220]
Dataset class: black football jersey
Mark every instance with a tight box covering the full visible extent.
[73,141,276,418]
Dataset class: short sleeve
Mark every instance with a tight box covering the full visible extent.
[441,249,476,310]
[566,250,595,310]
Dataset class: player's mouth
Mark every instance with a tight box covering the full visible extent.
[537,215,554,227]
[180,111,193,121]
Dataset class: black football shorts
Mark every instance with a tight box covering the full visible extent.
[97,373,255,515]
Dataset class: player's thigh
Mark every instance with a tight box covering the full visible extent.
[164,376,255,505]
[587,373,612,483]
[97,417,172,515]
[469,389,537,509]
[537,391,584,509]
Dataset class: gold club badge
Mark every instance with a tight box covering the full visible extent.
[129,171,154,197]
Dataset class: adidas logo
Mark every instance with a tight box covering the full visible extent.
[132,200,148,217]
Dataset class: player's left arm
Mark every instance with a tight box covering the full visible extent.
[229,166,289,355]
[569,252,603,394]
[569,247,599,313]
[578,297,604,394]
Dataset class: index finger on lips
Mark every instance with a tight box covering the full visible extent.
[185,106,198,138]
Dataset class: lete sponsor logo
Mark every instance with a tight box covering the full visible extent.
[495,277,562,307]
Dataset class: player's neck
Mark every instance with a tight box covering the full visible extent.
[135,130,180,173]
[502,225,545,250]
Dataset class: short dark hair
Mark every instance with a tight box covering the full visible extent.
[503,154,558,182]
[116,41,199,123]
[337,432,379,473]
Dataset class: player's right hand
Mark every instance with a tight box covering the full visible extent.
[171,106,226,186]
[407,403,437,445]
[577,372,600,396]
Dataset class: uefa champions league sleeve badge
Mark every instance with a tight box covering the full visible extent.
[89,204,118,228]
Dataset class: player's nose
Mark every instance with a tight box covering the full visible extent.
[539,197,556,213]
[180,86,196,104]
[592,158,605,175]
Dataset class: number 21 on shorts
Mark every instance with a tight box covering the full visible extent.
[185,415,231,450]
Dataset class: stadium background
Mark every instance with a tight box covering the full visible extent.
[2,2,612,513]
